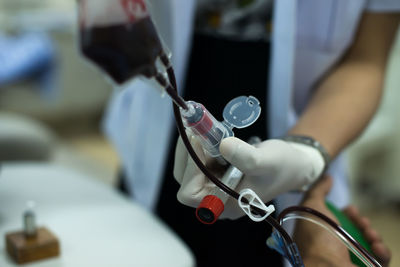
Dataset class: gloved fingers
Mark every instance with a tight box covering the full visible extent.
[220,137,261,174]
[220,138,291,174]
[177,138,213,207]
[174,131,209,183]
[173,136,188,184]
[223,138,315,178]
[177,167,214,207]
[189,135,207,163]
[256,139,299,165]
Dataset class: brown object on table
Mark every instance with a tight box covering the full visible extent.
[5,227,60,264]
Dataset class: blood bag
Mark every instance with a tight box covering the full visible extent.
[78,0,164,84]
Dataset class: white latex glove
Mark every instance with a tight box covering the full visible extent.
[173,136,325,219]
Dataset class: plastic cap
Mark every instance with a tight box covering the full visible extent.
[196,195,224,224]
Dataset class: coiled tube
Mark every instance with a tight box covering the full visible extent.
[279,208,382,267]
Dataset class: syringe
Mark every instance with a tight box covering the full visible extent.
[180,101,232,165]
[180,100,262,223]
[195,136,262,224]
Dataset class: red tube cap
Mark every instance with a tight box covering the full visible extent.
[196,195,224,224]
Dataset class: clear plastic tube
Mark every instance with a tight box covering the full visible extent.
[181,101,231,163]
[280,211,382,267]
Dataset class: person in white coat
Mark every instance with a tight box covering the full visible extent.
[103,0,400,266]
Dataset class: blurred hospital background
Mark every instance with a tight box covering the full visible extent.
[0,1,399,266]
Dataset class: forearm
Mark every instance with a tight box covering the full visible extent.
[289,60,384,158]
[289,12,400,158]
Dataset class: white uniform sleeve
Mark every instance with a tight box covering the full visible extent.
[366,0,400,12]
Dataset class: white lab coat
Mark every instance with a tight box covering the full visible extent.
[103,0,400,211]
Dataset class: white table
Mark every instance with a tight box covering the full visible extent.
[0,164,194,267]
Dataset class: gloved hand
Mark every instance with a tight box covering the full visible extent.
[173,136,326,219]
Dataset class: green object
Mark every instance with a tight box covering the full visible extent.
[326,201,372,266]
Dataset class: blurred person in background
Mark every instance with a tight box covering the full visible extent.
[0,31,57,162]
[103,1,400,266]
[0,32,55,95]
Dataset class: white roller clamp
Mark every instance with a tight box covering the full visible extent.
[238,188,275,222]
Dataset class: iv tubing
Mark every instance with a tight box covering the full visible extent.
[155,72,188,110]
[282,214,376,267]
[278,207,382,267]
